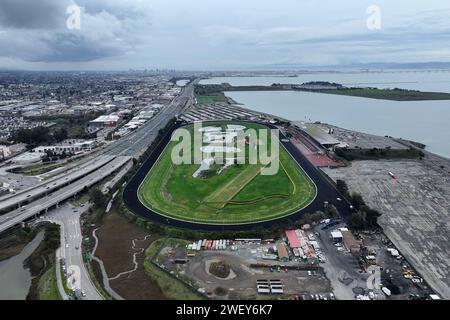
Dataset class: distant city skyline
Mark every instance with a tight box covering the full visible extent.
[0,0,450,70]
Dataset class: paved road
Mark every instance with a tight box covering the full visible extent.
[105,79,197,157]
[0,155,115,212]
[0,80,195,234]
[43,203,103,300]
[0,156,131,233]
[314,223,369,300]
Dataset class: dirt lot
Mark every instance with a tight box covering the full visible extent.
[313,223,370,300]
[158,247,332,300]
[94,210,166,300]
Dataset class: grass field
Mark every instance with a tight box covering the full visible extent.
[318,88,450,101]
[138,122,316,224]
[37,264,62,300]
[196,94,228,104]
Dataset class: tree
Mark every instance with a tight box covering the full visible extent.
[325,204,338,218]
[53,128,68,142]
[12,126,52,147]
[350,212,365,230]
[365,208,381,227]
[351,193,366,210]
[44,223,61,251]
[106,132,114,141]
[336,179,349,197]
[89,188,107,208]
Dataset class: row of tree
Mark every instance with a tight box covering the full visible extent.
[11,126,68,148]
[43,223,61,253]
[336,179,380,230]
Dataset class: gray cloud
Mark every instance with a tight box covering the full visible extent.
[0,0,449,69]
[36,33,126,62]
[0,0,150,64]
[0,0,69,29]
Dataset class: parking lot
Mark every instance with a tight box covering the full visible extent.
[323,159,450,299]
[0,165,40,194]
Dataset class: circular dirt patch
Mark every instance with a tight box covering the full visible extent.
[209,260,231,278]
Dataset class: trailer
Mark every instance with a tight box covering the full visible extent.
[388,171,397,180]
[257,286,271,294]
[382,287,391,297]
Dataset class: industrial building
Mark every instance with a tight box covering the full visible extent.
[276,243,289,262]
[89,114,121,129]
[285,229,317,259]
[33,140,97,155]
[293,121,342,150]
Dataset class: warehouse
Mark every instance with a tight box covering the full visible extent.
[293,122,341,150]
[285,230,301,248]
[89,114,121,128]
[276,243,289,262]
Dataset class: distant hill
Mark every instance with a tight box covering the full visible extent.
[245,61,450,71]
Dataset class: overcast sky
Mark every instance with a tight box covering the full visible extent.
[0,0,449,70]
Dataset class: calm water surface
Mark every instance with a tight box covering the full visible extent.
[200,73,450,158]
[0,231,44,300]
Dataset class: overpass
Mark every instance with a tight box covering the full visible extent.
[0,155,116,213]
[0,156,131,233]
[0,79,197,234]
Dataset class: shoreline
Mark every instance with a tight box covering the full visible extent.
[221,92,449,160]
[196,83,450,101]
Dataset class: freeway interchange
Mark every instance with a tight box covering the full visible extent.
[0,156,131,233]
[0,80,196,234]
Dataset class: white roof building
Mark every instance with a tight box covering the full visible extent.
[331,230,343,239]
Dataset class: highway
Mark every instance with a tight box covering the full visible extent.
[104,79,196,157]
[44,203,103,300]
[0,155,116,212]
[0,156,131,233]
[0,80,196,234]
